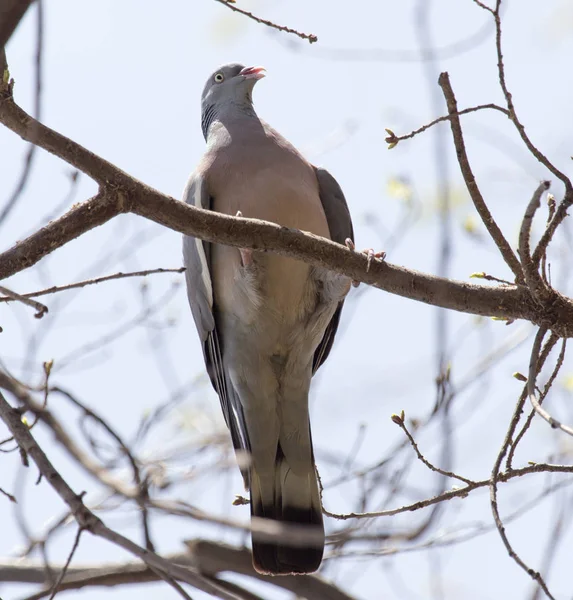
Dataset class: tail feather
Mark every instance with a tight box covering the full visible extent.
[250,444,324,575]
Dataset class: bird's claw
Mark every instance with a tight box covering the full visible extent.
[239,248,253,267]
[363,248,386,272]
[345,239,386,287]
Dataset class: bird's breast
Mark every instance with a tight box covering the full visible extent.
[207,139,331,338]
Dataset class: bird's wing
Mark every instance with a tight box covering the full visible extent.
[182,172,250,464]
[312,166,355,373]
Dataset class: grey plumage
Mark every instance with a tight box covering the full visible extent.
[182,63,354,575]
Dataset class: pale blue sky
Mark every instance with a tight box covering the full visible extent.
[2,1,573,599]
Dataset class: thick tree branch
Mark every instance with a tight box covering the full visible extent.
[2,66,573,336]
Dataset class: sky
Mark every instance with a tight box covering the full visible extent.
[2,1,573,599]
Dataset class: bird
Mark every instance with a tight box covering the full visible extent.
[182,63,354,576]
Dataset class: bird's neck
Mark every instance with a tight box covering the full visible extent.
[202,101,258,141]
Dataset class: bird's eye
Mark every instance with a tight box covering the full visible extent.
[214,73,224,83]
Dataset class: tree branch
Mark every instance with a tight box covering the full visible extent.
[518,181,552,303]
[0,267,185,302]
[0,284,47,316]
[2,62,573,336]
[438,71,524,284]
[0,541,355,600]
[0,389,246,600]
[473,0,573,269]
[528,330,573,436]
[384,102,509,147]
[213,0,317,44]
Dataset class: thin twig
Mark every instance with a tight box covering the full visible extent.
[213,0,317,43]
[486,0,571,190]
[392,412,473,484]
[0,267,185,303]
[324,462,573,521]
[0,485,16,502]
[48,526,83,600]
[528,488,571,600]
[518,181,552,303]
[384,103,509,147]
[53,386,155,552]
[473,0,573,270]
[507,338,567,470]
[528,331,573,436]
[489,325,558,600]
[0,285,48,317]
[472,0,494,13]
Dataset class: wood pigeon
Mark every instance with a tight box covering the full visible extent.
[182,63,354,575]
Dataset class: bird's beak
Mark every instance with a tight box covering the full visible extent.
[239,66,266,81]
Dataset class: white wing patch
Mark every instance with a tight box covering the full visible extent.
[193,178,214,309]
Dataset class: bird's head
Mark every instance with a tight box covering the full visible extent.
[201,63,266,113]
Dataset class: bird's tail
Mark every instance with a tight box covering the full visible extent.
[250,443,325,575]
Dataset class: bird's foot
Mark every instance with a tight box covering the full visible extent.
[239,248,253,267]
[345,238,386,287]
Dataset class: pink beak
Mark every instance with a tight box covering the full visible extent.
[239,66,266,81]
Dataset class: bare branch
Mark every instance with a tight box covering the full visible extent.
[438,71,524,284]
[3,81,573,335]
[391,411,473,484]
[528,330,573,436]
[0,267,185,303]
[213,0,317,44]
[489,325,561,600]
[486,0,571,191]
[384,103,509,147]
[474,0,573,270]
[0,485,16,502]
[53,386,155,551]
[0,284,47,317]
[324,463,573,521]
[0,542,355,600]
[0,370,139,498]
[518,181,552,303]
[47,526,83,600]
[0,389,246,600]
[507,338,567,470]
